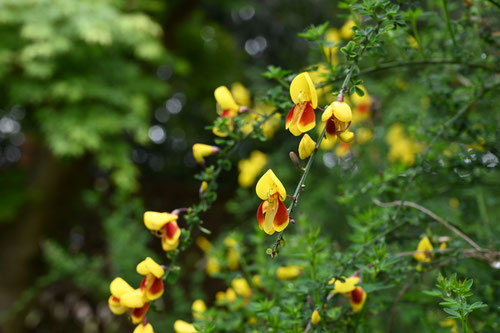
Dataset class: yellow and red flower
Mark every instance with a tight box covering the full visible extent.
[137,257,165,301]
[144,211,181,251]
[286,72,317,136]
[321,100,354,143]
[255,169,289,235]
[329,275,367,313]
[213,86,240,137]
[108,277,151,324]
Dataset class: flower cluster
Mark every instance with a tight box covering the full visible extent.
[108,257,164,332]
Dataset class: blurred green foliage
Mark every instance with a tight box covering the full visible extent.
[0,0,499,332]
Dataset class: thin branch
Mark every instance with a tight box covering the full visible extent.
[372,199,482,251]
[316,59,500,89]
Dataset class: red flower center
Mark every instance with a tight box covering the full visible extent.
[351,287,364,304]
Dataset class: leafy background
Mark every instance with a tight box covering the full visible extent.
[0,0,498,332]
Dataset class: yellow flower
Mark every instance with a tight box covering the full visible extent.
[414,236,434,263]
[232,278,252,298]
[276,265,302,280]
[286,72,317,136]
[329,275,367,313]
[192,299,206,320]
[227,247,240,271]
[252,275,262,288]
[350,85,372,123]
[199,181,208,196]
[256,169,289,235]
[298,134,316,159]
[196,236,212,252]
[238,151,268,187]
[340,19,356,39]
[174,320,198,333]
[134,323,154,333]
[136,257,165,301]
[407,35,419,49]
[231,82,251,107]
[108,277,150,324]
[329,276,359,293]
[206,256,221,276]
[356,127,373,144]
[449,198,459,209]
[213,86,239,137]
[312,310,321,325]
[143,211,181,252]
[224,288,237,303]
[439,318,459,333]
[336,142,351,157]
[386,123,423,166]
[322,101,354,143]
[192,143,220,165]
[323,28,340,65]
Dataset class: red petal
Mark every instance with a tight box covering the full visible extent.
[325,118,337,137]
[357,104,369,113]
[165,221,179,239]
[351,287,364,304]
[149,277,164,296]
[140,277,147,291]
[298,103,316,131]
[221,109,233,118]
[132,303,150,321]
[257,201,265,230]
[273,200,289,232]
[285,105,296,129]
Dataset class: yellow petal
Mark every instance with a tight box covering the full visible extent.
[232,278,252,298]
[330,101,352,122]
[231,82,251,107]
[214,86,239,112]
[321,105,333,122]
[329,276,359,294]
[108,296,127,315]
[144,211,178,231]
[137,257,165,278]
[298,134,316,159]
[276,265,302,280]
[192,143,218,164]
[134,323,155,333]
[255,169,286,201]
[340,19,356,40]
[174,320,198,333]
[414,236,434,263]
[192,299,206,320]
[225,288,236,303]
[339,131,355,143]
[312,310,321,325]
[195,236,212,252]
[120,289,146,308]
[290,72,318,109]
[110,277,134,298]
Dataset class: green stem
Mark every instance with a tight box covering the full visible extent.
[441,0,457,51]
